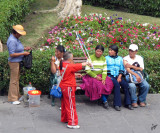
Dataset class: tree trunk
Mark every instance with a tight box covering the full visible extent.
[34,0,82,18]
[59,0,82,18]
[0,40,3,52]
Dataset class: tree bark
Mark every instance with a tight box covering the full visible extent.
[59,0,82,18]
[34,0,82,18]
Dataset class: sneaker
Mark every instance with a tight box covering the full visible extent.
[103,101,109,109]
[10,101,20,105]
[114,106,121,111]
[67,125,80,129]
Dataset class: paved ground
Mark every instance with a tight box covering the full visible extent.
[0,94,160,133]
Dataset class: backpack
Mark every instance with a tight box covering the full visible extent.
[23,50,32,69]
[125,69,144,84]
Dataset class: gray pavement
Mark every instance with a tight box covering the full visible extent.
[0,94,160,133]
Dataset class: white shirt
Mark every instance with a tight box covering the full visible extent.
[123,55,144,69]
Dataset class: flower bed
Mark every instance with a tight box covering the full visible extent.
[42,13,160,52]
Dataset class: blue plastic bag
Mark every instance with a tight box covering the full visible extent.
[50,85,62,98]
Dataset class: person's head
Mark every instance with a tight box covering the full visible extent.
[60,51,73,70]
[55,45,65,59]
[109,45,118,56]
[63,51,73,61]
[128,44,138,58]
[95,45,104,58]
[12,25,26,38]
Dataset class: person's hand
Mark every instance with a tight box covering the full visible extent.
[139,67,143,72]
[86,61,92,67]
[135,74,141,83]
[23,52,30,56]
[75,73,82,78]
[95,76,102,81]
[102,80,105,85]
[82,62,92,67]
[117,77,122,83]
[51,56,56,62]
[24,47,32,51]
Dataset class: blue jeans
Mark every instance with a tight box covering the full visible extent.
[101,95,109,103]
[102,76,131,106]
[111,77,131,106]
[128,80,150,103]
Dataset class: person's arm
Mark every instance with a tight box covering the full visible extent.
[124,60,141,83]
[8,41,30,57]
[123,60,143,71]
[10,52,30,57]
[85,62,97,78]
[117,57,125,83]
[50,56,57,74]
[102,60,107,80]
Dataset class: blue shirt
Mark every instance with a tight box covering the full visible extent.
[7,34,24,62]
[105,56,124,77]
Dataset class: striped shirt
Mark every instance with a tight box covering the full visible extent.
[85,54,107,80]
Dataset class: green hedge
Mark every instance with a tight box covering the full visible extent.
[0,49,159,95]
[83,0,160,17]
[0,0,35,43]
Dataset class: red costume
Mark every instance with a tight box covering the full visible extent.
[60,62,82,126]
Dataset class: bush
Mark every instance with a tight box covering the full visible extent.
[83,0,160,17]
[0,0,35,43]
[0,49,52,95]
[0,49,159,95]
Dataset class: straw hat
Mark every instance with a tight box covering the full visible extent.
[12,25,26,35]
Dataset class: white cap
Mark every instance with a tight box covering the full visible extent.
[129,44,138,51]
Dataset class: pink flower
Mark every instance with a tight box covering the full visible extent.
[88,47,91,50]
[47,39,51,42]
[103,17,105,20]
[118,28,121,32]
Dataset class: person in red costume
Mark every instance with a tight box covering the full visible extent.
[59,51,91,129]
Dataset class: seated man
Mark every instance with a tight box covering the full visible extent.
[123,44,150,108]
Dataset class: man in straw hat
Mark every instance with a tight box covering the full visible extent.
[7,25,31,105]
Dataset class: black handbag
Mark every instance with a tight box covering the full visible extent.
[23,50,32,69]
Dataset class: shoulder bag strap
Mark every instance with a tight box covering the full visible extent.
[56,64,68,89]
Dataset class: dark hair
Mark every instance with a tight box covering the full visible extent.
[56,45,65,53]
[95,45,104,52]
[12,29,18,34]
[60,51,73,70]
[109,45,118,55]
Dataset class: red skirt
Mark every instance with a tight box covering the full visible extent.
[80,74,114,101]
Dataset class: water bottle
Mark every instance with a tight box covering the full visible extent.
[23,82,33,104]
